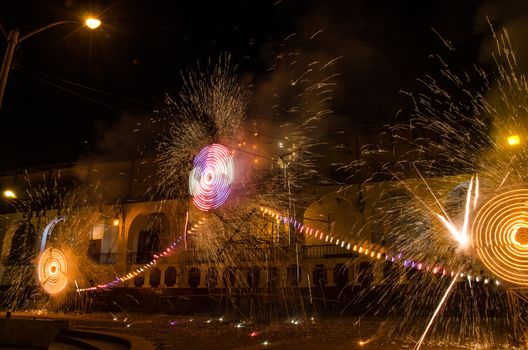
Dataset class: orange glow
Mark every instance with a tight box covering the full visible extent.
[472,189,528,286]
[38,248,68,295]
[358,338,374,346]
[85,17,101,29]
[508,134,520,146]
[3,189,16,199]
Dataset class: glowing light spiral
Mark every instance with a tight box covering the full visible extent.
[472,188,528,286]
[189,144,234,211]
[38,247,68,295]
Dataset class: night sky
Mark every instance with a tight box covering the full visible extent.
[0,0,525,171]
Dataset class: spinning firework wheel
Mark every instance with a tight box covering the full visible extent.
[471,188,528,286]
[189,144,234,211]
[473,188,528,346]
[37,247,68,295]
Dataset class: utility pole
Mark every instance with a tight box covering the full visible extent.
[0,30,19,109]
[0,18,101,109]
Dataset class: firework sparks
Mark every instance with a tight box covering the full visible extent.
[155,54,248,201]
[435,175,478,249]
[337,24,528,346]
[413,273,459,350]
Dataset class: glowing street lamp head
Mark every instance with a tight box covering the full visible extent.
[85,17,101,29]
[3,190,16,199]
[508,134,520,146]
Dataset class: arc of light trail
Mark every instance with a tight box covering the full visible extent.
[473,175,479,209]
[391,167,473,247]
[77,210,199,292]
[413,273,459,350]
[261,206,501,285]
[40,216,65,252]
[183,211,189,250]
[411,162,453,223]
[499,170,510,188]
[435,175,478,248]
[392,165,461,236]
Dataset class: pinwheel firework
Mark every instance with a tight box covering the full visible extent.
[37,247,68,295]
[189,144,234,211]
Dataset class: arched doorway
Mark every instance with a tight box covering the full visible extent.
[128,212,169,264]
[303,193,362,245]
[136,229,160,264]
[8,222,36,266]
[371,189,431,253]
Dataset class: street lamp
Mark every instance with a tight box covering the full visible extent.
[0,17,102,108]
[508,134,521,147]
[85,18,102,30]
[2,189,16,199]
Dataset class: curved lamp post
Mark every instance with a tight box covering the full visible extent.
[0,17,101,108]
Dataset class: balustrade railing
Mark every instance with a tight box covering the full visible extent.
[302,244,357,259]
[89,253,118,264]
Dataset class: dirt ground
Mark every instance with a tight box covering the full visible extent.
[7,312,521,350]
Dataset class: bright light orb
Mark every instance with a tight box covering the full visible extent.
[2,190,16,199]
[472,189,528,286]
[189,144,234,211]
[85,18,101,29]
[508,134,520,146]
[38,247,68,295]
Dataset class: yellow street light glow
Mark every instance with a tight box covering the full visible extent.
[3,190,16,199]
[113,218,120,227]
[508,134,520,146]
[85,18,101,29]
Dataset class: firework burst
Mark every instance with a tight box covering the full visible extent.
[155,54,249,202]
[150,33,340,320]
[0,171,127,310]
[336,25,528,347]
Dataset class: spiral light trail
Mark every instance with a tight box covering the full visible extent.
[38,247,68,295]
[472,188,528,286]
[189,144,234,211]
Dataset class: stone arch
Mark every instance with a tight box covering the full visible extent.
[127,211,170,264]
[8,222,37,266]
[1,223,21,263]
[371,189,431,251]
[303,192,362,245]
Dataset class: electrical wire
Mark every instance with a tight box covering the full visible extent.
[15,66,146,114]
[21,67,150,107]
